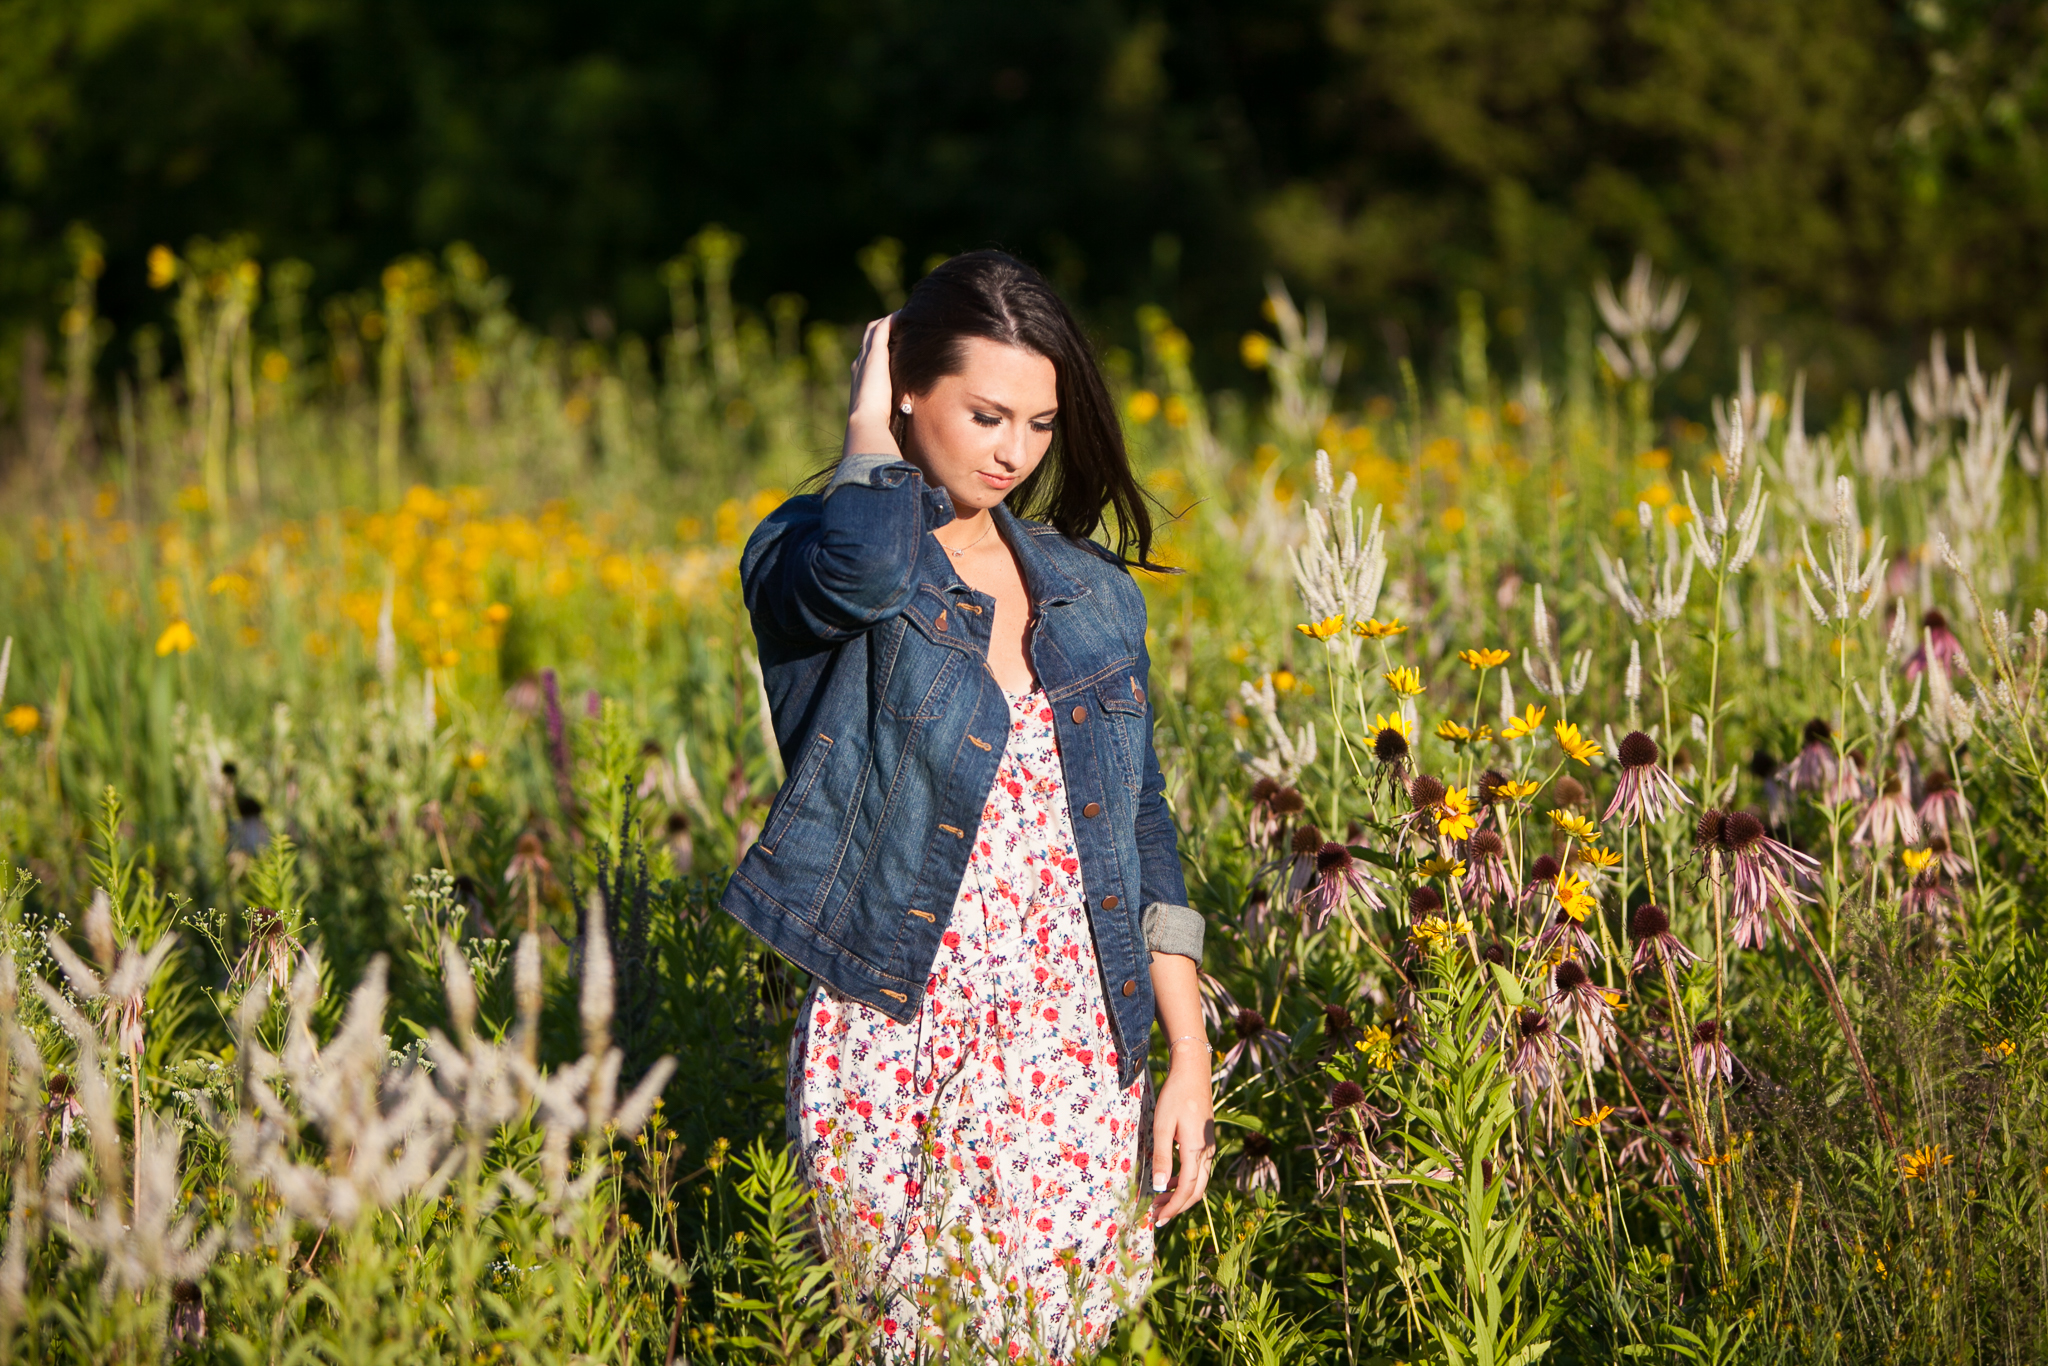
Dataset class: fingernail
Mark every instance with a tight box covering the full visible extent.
[1152,1174,1169,1193]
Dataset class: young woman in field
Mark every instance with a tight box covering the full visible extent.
[721,251,1212,1361]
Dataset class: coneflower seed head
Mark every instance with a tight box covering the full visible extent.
[1482,941,1507,966]
[1694,808,1727,850]
[1478,769,1510,803]
[1802,717,1832,747]
[1553,776,1587,807]
[1292,825,1325,857]
[1274,787,1307,815]
[1316,842,1353,876]
[1408,774,1447,808]
[1235,1009,1266,1040]
[1374,727,1410,764]
[1324,1004,1353,1032]
[1408,885,1444,916]
[1529,854,1563,882]
[1250,776,1281,804]
[1517,1008,1549,1038]
[1692,1019,1723,1045]
[1331,1080,1366,1109]
[1618,730,1659,768]
[1469,829,1506,860]
[1628,903,1670,940]
[1721,811,1766,850]
[1554,959,1589,992]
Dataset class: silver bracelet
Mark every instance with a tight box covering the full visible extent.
[1167,1034,1209,1050]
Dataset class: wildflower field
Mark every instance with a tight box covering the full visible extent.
[6,230,2048,1364]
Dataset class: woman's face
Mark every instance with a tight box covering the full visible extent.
[901,337,1058,516]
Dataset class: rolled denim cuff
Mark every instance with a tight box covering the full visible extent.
[1142,901,1204,963]
[826,451,907,495]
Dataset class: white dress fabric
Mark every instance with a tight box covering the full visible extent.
[788,684,1154,1363]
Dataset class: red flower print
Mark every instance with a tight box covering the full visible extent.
[976,1154,993,1169]
[1036,1217,1054,1233]
[895,1067,913,1085]
[1043,1006,1059,1022]
[1077,1049,1093,1065]
[942,930,960,949]
[1031,1070,1046,1086]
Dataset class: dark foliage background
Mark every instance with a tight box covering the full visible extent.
[5,0,2048,404]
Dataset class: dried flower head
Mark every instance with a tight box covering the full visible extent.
[1627,902,1699,976]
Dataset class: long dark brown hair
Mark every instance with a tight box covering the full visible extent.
[831,250,1169,571]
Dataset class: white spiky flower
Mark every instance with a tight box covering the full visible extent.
[1592,521,1694,626]
[1285,451,1386,666]
[1593,254,1699,384]
[1795,478,1886,625]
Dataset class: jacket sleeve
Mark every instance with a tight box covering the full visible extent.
[1130,599,1204,964]
[741,454,950,643]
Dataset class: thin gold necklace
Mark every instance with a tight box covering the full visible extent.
[943,516,997,558]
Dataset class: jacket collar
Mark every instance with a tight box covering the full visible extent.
[993,503,1091,608]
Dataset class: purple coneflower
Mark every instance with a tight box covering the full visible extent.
[1706,809,1820,951]
[1460,828,1514,906]
[1828,749,1869,807]
[1199,971,1239,1036]
[1917,771,1970,842]
[1506,1008,1567,1090]
[1518,853,1564,912]
[1789,718,1837,794]
[45,1073,84,1145]
[1604,731,1693,825]
[1904,608,1966,681]
[1283,825,1325,903]
[1626,902,1700,976]
[1688,1020,1737,1086]
[170,1281,207,1346]
[1248,778,1306,854]
[1928,832,1971,881]
[1232,1130,1281,1193]
[1477,768,1513,807]
[232,906,305,995]
[1852,773,1923,850]
[1214,1007,1294,1085]
[1750,747,1789,827]
[1241,884,1274,937]
[1304,841,1384,929]
[1398,774,1449,841]
[1549,958,1619,1068]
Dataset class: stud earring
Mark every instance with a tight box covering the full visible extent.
[899,401,913,414]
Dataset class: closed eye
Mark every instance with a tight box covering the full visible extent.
[972,410,1057,431]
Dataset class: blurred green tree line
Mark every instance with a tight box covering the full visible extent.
[3,0,2047,405]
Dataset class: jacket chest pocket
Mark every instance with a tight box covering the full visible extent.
[1096,671,1149,798]
[879,603,963,720]
[758,732,833,856]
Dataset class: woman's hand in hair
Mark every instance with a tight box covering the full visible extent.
[844,315,903,461]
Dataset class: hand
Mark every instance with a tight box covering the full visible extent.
[844,314,902,460]
[1149,1047,1215,1226]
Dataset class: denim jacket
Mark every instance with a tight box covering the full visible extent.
[720,452,1202,1090]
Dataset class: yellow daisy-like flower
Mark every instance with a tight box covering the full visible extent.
[1985,1038,2015,1061]
[155,619,197,656]
[147,244,178,290]
[1272,669,1297,693]
[1459,647,1511,670]
[1370,711,1415,742]
[1554,871,1597,922]
[1496,778,1542,801]
[1383,666,1424,697]
[1700,1150,1739,1169]
[1437,787,1479,840]
[1549,809,1600,840]
[1600,988,1626,1009]
[1436,718,1471,743]
[1554,720,1603,765]
[1898,1145,1952,1182]
[4,705,39,736]
[1354,617,1406,639]
[1356,1026,1397,1072]
[1417,856,1466,879]
[1296,613,1346,642]
[1901,847,1936,876]
[1575,843,1623,870]
[1502,704,1547,740]
[1568,1105,1615,1129]
[1409,914,1472,948]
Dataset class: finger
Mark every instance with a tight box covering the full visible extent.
[1157,1122,1194,1223]
[1168,1121,1208,1221]
[1150,1121,1175,1206]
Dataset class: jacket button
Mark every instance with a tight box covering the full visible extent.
[1122,980,1137,997]
[1071,705,1088,724]
[1102,895,1119,910]
[1083,802,1101,818]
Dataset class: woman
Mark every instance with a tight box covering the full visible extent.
[721,250,1213,1362]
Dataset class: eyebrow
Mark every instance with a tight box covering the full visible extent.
[968,392,1058,420]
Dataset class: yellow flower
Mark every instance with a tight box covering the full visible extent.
[1555,720,1602,765]
[1410,914,1472,948]
[464,748,488,770]
[1272,669,1297,694]
[1502,704,1547,740]
[155,620,197,656]
[1549,809,1600,840]
[1383,666,1424,697]
[485,602,512,625]
[1568,1105,1615,1129]
[1356,1026,1397,1072]
[1901,847,1936,876]
[1459,647,1511,670]
[1700,1150,1739,1169]
[1437,787,1478,840]
[1296,614,1346,642]
[1575,843,1623,870]
[207,571,251,598]
[1239,332,1273,370]
[1496,778,1542,801]
[1986,1038,2015,1061]
[1554,871,1596,922]
[1898,1146,1952,1182]
[1354,617,1406,639]
[1417,856,1466,879]
[1436,719,1471,743]
[1126,390,1161,424]
[4,705,38,736]
[1370,711,1414,742]
[147,244,178,289]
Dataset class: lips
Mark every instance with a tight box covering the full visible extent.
[978,471,1015,489]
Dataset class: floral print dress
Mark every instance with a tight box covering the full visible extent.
[789,684,1154,1364]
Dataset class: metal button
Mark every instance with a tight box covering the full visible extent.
[1121,980,1136,997]
[1083,802,1102,818]
[1102,895,1119,910]
[1071,705,1088,724]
